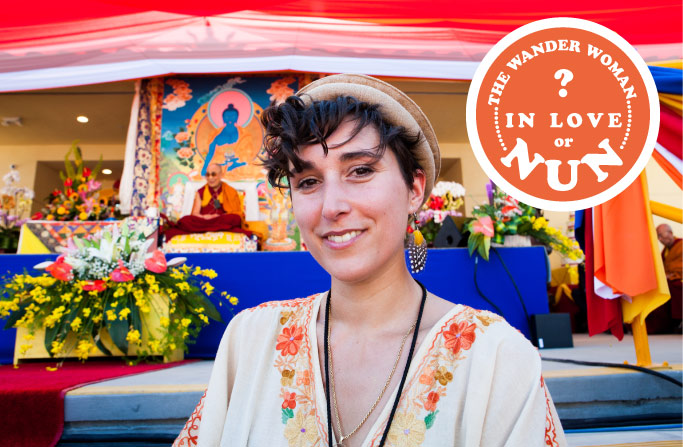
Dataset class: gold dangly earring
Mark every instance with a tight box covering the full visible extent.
[406,212,427,273]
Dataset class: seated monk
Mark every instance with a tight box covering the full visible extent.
[164,164,253,241]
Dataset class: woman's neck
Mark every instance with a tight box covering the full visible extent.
[327,258,422,333]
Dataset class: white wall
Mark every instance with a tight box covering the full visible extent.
[0,143,124,190]
[0,144,125,213]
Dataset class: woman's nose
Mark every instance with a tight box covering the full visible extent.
[320,182,352,221]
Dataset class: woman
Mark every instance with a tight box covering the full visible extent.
[173,74,566,447]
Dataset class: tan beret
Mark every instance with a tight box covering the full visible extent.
[296,74,441,203]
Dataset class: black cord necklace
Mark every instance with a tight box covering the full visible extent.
[324,279,427,447]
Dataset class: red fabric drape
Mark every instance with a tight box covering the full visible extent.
[584,208,624,340]
[659,104,682,160]
[0,360,194,447]
[1,1,680,45]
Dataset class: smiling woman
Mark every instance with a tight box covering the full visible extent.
[267,101,426,284]
[173,74,567,447]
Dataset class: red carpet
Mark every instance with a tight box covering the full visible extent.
[0,359,195,447]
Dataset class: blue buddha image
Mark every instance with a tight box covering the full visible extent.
[202,104,242,175]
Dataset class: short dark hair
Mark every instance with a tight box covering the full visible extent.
[261,94,424,189]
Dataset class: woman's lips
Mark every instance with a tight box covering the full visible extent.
[321,229,364,249]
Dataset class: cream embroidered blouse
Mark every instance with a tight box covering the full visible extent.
[173,293,567,447]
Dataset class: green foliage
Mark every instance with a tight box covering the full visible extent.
[3,302,27,330]
[0,263,236,363]
[466,187,583,262]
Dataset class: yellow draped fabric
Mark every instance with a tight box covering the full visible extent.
[659,93,682,115]
[649,60,683,69]
[550,266,579,306]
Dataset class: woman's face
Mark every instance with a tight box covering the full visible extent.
[290,119,425,284]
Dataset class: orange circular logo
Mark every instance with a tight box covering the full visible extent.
[467,18,659,211]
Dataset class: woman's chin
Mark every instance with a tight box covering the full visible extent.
[322,256,402,285]
[329,268,374,285]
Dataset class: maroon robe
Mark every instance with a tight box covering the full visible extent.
[164,184,252,242]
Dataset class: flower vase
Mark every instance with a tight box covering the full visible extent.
[13,293,183,365]
[503,234,532,247]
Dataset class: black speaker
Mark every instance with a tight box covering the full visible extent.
[530,313,573,349]
[434,217,462,248]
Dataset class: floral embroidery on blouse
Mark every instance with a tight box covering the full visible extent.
[387,412,427,447]
[442,320,477,355]
[284,411,319,447]
[271,295,324,447]
[172,391,206,447]
[370,306,502,447]
[542,377,561,446]
[277,324,304,356]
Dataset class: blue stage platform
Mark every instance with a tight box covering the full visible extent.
[0,247,551,364]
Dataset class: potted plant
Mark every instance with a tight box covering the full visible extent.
[417,181,466,246]
[0,165,33,253]
[40,142,112,222]
[467,188,584,261]
[0,218,238,365]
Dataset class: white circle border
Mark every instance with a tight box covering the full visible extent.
[466,17,660,212]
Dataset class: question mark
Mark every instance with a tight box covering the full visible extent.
[554,69,574,98]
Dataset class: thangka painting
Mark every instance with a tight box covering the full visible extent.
[159,75,301,221]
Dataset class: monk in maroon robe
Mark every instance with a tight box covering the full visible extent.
[647,224,682,333]
[164,164,252,241]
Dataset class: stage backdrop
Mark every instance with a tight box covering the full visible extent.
[0,248,550,363]
[158,74,301,221]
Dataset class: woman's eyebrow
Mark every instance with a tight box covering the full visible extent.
[291,159,315,174]
[339,150,379,162]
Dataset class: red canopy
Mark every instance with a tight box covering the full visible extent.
[1,1,680,91]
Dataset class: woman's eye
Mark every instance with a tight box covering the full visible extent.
[351,166,374,177]
[295,178,318,190]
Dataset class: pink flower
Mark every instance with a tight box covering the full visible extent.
[177,147,193,159]
[46,257,74,281]
[87,179,101,191]
[501,195,522,216]
[82,280,106,292]
[175,131,190,143]
[472,216,494,237]
[111,260,134,282]
[85,198,96,212]
[144,250,167,273]
[428,195,444,210]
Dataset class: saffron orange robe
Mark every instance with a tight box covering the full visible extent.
[164,184,251,241]
[663,239,682,319]
[197,183,243,217]
[662,238,682,281]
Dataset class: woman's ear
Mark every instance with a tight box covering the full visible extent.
[408,169,427,214]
